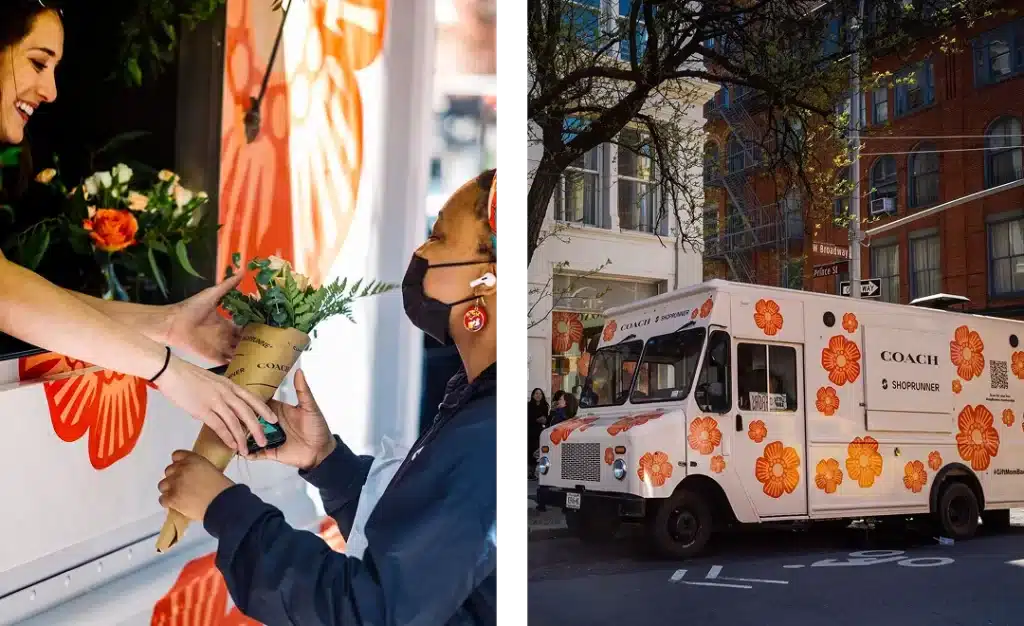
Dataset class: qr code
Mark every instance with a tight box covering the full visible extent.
[991,360,1009,390]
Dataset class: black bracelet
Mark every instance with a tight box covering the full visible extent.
[150,346,172,383]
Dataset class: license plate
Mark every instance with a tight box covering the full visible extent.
[565,492,581,510]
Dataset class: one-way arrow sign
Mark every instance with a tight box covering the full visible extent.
[840,278,881,298]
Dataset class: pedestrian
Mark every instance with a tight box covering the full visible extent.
[528,388,548,477]
[549,390,571,426]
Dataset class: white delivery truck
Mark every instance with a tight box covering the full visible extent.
[536,279,1024,558]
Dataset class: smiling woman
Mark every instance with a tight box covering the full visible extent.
[0,2,63,146]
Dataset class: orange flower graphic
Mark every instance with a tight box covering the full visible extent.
[151,553,259,626]
[83,209,139,252]
[821,335,862,386]
[950,325,985,381]
[753,299,784,336]
[748,419,768,443]
[606,411,664,436]
[842,312,859,334]
[690,308,699,320]
[1004,408,1016,427]
[319,516,347,553]
[956,404,1000,471]
[19,353,150,470]
[578,351,591,377]
[903,460,928,493]
[815,386,840,416]
[710,455,726,473]
[700,297,714,318]
[551,312,584,353]
[928,450,943,471]
[754,441,801,498]
[549,416,599,445]
[688,416,723,455]
[814,458,844,494]
[1013,351,1024,380]
[604,447,614,465]
[637,451,673,487]
[952,380,962,394]
[603,320,617,342]
[845,436,884,488]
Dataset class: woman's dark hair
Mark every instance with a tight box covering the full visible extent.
[530,388,546,403]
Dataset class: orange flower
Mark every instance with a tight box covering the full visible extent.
[753,299,784,336]
[842,312,859,334]
[748,419,768,443]
[606,411,664,436]
[845,436,884,488]
[928,451,943,471]
[956,404,1000,471]
[637,451,673,487]
[950,325,985,381]
[1013,351,1024,380]
[688,416,723,455]
[952,380,962,394]
[150,553,259,625]
[551,312,584,353]
[604,447,614,465]
[821,335,862,386]
[710,455,726,473]
[815,386,840,416]
[903,460,928,493]
[549,416,599,445]
[82,208,138,252]
[1004,408,1016,427]
[814,458,844,494]
[700,297,714,318]
[754,441,801,498]
[691,308,699,320]
[603,320,617,342]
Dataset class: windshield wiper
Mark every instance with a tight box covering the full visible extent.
[675,321,696,333]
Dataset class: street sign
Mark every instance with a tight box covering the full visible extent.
[813,262,845,279]
[840,279,881,298]
[812,242,851,259]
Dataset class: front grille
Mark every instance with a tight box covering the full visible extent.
[561,442,601,481]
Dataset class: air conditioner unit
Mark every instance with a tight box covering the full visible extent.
[869,197,896,216]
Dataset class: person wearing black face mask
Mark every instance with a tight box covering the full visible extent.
[161,170,498,626]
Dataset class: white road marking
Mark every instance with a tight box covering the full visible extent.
[706,564,788,584]
[669,569,687,583]
[705,565,723,579]
[783,564,805,569]
[681,581,753,589]
[897,557,955,567]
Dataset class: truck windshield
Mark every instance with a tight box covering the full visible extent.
[579,340,644,408]
[630,328,707,403]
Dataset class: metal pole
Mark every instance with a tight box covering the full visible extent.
[849,0,866,299]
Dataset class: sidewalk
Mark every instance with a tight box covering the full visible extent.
[527,479,569,540]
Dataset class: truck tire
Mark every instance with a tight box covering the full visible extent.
[564,509,619,543]
[981,509,1011,531]
[647,489,712,559]
[936,482,980,540]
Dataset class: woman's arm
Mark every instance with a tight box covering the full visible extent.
[62,290,171,343]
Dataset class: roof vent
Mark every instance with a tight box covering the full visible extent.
[909,293,970,311]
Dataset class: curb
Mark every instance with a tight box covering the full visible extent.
[528,527,571,541]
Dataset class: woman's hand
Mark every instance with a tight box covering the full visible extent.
[158,450,235,521]
[162,273,245,365]
[157,357,276,454]
[247,369,334,471]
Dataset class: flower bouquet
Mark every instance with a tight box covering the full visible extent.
[155,253,395,552]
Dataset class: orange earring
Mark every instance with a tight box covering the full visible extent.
[463,297,487,332]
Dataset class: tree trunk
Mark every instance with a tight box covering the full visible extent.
[527,151,561,266]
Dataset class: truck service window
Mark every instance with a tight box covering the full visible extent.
[629,328,707,404]
[581,340,645,407]
[737,343,799,412]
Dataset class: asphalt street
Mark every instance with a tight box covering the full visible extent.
[529,518,1024,625]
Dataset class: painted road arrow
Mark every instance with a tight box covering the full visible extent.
[669,566,789,589]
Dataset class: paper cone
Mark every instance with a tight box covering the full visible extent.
[156,323,310,552]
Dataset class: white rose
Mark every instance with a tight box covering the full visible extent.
[158,169,178,183]
[127,191,149,212]
[173,183,194,208]
[197,191,209,201]
[112,163,133,184]
[96,171,113,188]
[83,176,99,198]
[293,273,311,291]
[267,255,291,273]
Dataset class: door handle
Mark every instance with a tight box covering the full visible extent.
[736,414,743,431]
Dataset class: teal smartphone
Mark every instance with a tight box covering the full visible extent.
[246,416,287,455]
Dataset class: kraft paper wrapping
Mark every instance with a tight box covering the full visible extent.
[156,323,310,553]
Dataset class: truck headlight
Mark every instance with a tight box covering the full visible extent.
[537,456,550,475]
[612,459,626,480]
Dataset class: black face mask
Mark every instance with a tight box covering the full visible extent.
[402,254,489,346]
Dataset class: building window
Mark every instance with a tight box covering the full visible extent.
[871,243,900,303]
[895,59,935,117]
[985,116,1023,188]
[973,20,1024,86]
[555,144,604,227]
[872,87,888,125]
[908,143,940,208]
[617,127,664,234]
[909,233,941,299]
[988,215,1024,296]
[727,133,745,173]
[617,0,648,61]
[704,142,720,186]
[869,156,898,215]
[833,166,851,218]
[564,0,602,50]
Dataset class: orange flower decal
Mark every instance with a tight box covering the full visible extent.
[956,404,1000,471]
[903,460,928,493]
[753,299,784,336]
[19,353,150,470]
[637,451,673,487]
[151,553,259,625]
[845,436,883,488]
[754,441,801,498]
[748,419,768,443]
[814,458,844,494]
[710,455,726,473]
[604,447,614,465]
[821,335,862,386]
[700,297,714,318]
[578,351,591,377]
[319,516,346,553]
[928,450,942,471]
[688,416,723,455]
[603,320,617,342]
[83,208,138,252]
[691,308,699,320]
[551,312,584,353]
[952,380,962,394]
[549,416,599,445]
[606,410,664,436]
[1004,408,1016,427]
[1013,351,1024,380]
[815,386,840,416]
[950,325,985,381]
[842,312,858,334]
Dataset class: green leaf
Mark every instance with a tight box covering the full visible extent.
[232,252,241,267]
[174,240,204,279]
[22,228,50,270]
[256,268,276,286]
[0,146,21,167]
[148,246,169,298]
[0,204,13,223]
[127,58,143,87]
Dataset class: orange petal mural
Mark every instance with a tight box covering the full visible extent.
[1013,351,1024,380]
[1004,408,1016,428]
[700,297,714,318]
[606,410,664,436]
[604,447,614,465]
[949,325,985,381]
[821,335,861,386]
[687,416,722,455]
[19,353,149,470]
[928,450,943,471]
[549,416,599,445]
[710,455,726,473]
[845,436,883,488]
[753,299,783,336]
[903,460,928,493]
[815,386,840,416]
[814,458,843,494]
[842,312,858,334]
[754,441,801,498]
[956,404,1000,471]
[952,379,962,394]
[637,451,673,487]
[747,419,767,443]
[551,312,584,353]
[602,320,617,342]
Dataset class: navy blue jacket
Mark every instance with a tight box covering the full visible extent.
[203,364,497,625]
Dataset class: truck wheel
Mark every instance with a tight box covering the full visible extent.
[982,509,1011,531]
[647,489,712,559]
[936,482,980,540]
[564,509,620,543]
